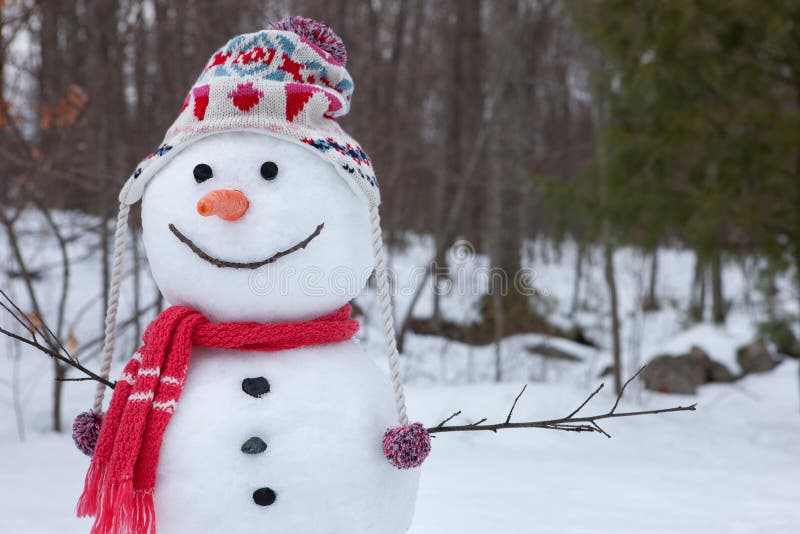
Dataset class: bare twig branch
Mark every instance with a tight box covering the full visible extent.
[427,367,696,437]
[435,410,462,428]
[55,377,96,382]
[0,299,36,337]
[611,365,645,414]
[505,384,527,423]
[0,283,157,391]
[591,421,611,439]
[566,383,604,419]
[0,325,115,389]
[0,288,116,389]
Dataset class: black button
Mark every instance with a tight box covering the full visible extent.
[242,377,270,398]
[253,487,277,506]
[241,436,268,454]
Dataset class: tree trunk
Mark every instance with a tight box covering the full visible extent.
[430,240,446,330]
[53,361,65,432]
[710,251,725,324]
[0,8,4,107]
[795,78,800,414]
[795,247,800,414]
[764,267,778,320]
[11,344,26,441]
[492,290,504,382]
[569,241,584,318]
[690,255,706,322]
[604,242,622,395]
[644,250,659,311]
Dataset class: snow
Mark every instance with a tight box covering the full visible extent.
[1,362,798,533]
[410,364,800,534]
[1,205,799,532]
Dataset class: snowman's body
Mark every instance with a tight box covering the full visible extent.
[155,342,418,534]
[136,131,421,532]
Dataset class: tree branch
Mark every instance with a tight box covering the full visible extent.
[427,366,696,437]
[0,289,115,389]
[505,384,527,423]
[0,325,115,389]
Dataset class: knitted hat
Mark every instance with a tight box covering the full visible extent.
[93,17,411,433]
[120,16,379,207]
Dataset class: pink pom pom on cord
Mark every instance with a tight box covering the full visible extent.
[273,16,348,66]
[383,423,431,469]
[72,410,103,457]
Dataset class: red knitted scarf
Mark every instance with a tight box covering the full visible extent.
[77,304,359,534]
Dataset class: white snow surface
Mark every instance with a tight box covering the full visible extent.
[1,210,799,533]
[1,363,798,533]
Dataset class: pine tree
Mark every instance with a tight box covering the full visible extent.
[572,0,800,324]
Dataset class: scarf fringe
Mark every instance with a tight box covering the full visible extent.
[77,461,103,517]
[131,490,156,534]
[84,479,154,534]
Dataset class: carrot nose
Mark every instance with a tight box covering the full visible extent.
[196,189,249,221]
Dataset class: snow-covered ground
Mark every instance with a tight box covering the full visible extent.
[2,363,799,533]
[1,213,799,532]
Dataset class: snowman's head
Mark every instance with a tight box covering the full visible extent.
[141,131,373,323]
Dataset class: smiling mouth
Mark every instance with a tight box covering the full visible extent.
[168,222,325,269]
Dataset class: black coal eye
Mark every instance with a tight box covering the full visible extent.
[260,161,278,180]
[193,163,213,183]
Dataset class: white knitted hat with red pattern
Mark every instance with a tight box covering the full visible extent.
[94,18,411,433]
[120,16,379,207]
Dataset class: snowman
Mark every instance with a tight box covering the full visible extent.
[71,17,430,534]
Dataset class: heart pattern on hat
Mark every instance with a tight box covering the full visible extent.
[228,82,264,111]
[192,85,210,120]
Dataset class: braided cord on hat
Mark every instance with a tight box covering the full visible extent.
[370,205,409,426]
[93,200,130,413]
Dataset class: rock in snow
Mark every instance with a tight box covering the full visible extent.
[642,346,734,394]
[736,340,779,375]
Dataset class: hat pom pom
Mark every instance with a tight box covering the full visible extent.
[72,410,103,457]
[383,422,431,469]
[273,16,347,66]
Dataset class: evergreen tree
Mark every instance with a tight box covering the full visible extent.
[572,0,800,323]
